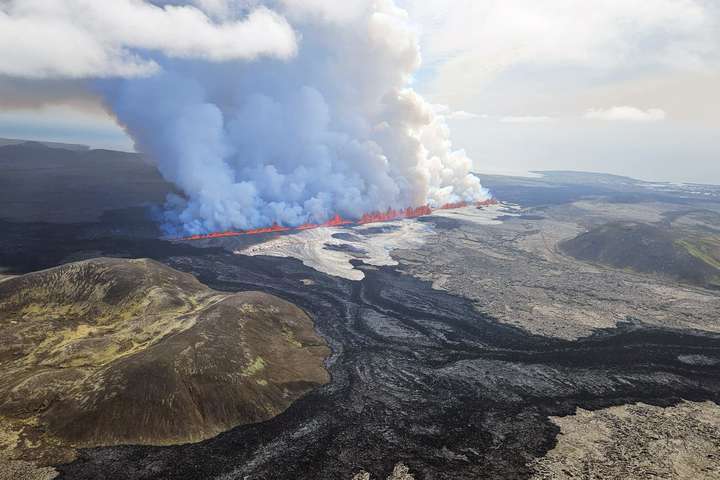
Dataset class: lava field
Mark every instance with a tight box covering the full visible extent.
[50,245,720,480]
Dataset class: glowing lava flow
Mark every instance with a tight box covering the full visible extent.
[357,205,432,225]
[181,199,498,241]
[440,201,468,210]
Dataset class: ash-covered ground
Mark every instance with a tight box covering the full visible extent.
[1,145,720,480]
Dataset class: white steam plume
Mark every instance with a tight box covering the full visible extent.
[11,0,490,234]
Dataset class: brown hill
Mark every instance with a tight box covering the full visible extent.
[0,258,330,467]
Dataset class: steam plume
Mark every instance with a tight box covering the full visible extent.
[99,0,489,234]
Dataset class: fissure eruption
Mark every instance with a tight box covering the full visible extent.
[92,1,490,236]
[180,200,498,241]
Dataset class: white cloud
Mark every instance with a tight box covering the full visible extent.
[190,0,234,18]
[448,110,486,120]
[432,104,486,120]
[500,115,554,124]
[399,0,718,185]
[281,0,370,23]
[404,0,719,106]
[584,106,667,122]
[0,0,297,79]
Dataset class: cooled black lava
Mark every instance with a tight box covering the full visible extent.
[48,244,720,480]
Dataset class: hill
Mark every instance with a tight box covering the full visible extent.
[0,258,330,468]
[560,222,720,289]
[0,138,90,151]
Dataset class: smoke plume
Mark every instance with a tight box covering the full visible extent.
[97,1,491,234]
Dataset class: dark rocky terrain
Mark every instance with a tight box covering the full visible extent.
[0,149,719,479]
[0,142,173,223]
[50,246,720,480]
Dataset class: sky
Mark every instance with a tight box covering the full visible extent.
[1,0,719,184]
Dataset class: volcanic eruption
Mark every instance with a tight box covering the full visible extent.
[181,200,498,241]
[96,0,490,235]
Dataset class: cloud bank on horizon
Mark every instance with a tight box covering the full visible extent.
[0,0,488,234]
[584,107,667,123]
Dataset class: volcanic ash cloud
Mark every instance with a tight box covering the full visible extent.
[99,1,490,234]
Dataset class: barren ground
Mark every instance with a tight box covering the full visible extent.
[531,401,720,479]
[395,202,720,339]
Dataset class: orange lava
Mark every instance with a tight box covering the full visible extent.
[180,199,498,241]
[244,223,291,235]
[440,201,468,210]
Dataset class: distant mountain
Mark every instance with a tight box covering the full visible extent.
[0,258,330,466]
[532,170,649,187]
[0,137,90,151]
[475,169,720,207]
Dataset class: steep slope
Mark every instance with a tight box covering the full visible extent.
[0,258,330,466]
